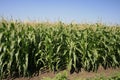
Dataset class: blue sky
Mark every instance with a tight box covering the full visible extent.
[0,0,120,24]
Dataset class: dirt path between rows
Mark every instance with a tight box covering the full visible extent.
[5,67,120,80]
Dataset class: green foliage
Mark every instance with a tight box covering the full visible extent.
[0,19,120,79]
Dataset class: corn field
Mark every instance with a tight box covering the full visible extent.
[0,19,120,79]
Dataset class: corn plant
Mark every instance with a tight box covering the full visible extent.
[0,19,120,79]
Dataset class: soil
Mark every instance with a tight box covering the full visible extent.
[4,67,120,80]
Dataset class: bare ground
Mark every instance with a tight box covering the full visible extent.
[4,67,120,80]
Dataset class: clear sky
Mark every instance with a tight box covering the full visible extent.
[0,0,120,24]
